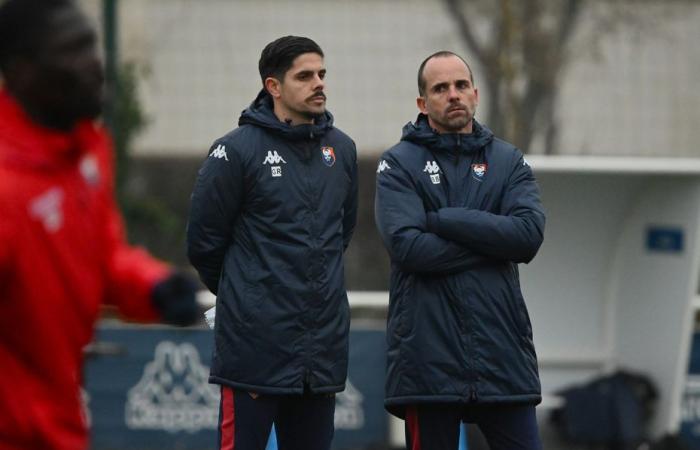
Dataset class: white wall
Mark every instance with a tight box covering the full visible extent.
[520,158,700,436]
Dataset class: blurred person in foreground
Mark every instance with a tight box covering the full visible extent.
[187,36,358,450]
[0,0,200,448]
[374,51,546,449]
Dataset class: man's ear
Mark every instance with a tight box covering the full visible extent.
[416,95,428,114]
[264,77,282,99]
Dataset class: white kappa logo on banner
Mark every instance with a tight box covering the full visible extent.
[125,341,220,433]
[334,379,365,430]
[682,375,700,423]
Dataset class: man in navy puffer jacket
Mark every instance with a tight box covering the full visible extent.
[375,51,545,450]
[187,36,358,450]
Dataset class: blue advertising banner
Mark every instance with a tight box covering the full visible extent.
[84,322,386,449]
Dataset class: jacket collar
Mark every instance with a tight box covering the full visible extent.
[401,113,494,155]
[238,89,334,141]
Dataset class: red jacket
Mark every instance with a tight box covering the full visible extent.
[0,89,170,449]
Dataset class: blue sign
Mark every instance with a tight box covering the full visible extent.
[84,323,386,449]
[646,226,684,253]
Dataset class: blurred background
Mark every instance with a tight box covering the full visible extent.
[79,0,700,285]
[71,0,700,449]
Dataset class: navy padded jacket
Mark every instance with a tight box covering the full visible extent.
[187,91,358,394]
[375,115,545,417]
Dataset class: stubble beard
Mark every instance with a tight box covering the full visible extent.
[433,113,471,133]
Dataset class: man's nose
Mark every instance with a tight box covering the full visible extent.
[447,85,460,99]
[313,74,325,90]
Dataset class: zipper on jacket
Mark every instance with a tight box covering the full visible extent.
[469,388,478,403]
[305,130,315,160]
[455,134,461,166]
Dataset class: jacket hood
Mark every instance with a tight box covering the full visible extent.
[0,89,102,170]
[238,89,335,141]
[401,113,494,154]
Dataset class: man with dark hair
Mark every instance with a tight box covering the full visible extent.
[375,50,546,449]
[187,35,358,450]
[0,0,200,448]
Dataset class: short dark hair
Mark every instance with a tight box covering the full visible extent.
[258,36,324,86]
[417,51,474,96]
[0,0,75,73]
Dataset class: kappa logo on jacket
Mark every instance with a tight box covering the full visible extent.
[423,161,441,184]
[376,160,391,174]
[79,155,101,186]
[263,150,286,177]
[29,187,64,233]
[263,150,286,165]
[209,144,228,161]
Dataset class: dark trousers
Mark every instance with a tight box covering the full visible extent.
[405,403,542,450]
[217,386,335,450]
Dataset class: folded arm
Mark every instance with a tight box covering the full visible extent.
[375,155,497,274]
[427,153,545,263]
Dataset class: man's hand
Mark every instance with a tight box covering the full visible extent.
[151,272,201,326]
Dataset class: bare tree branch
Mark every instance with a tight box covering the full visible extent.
[443,0,488,65]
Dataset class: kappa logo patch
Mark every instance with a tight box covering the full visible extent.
[376,160,391,173]
[263,150,286,165]
[29,187,64,233]
[423,161,440,174]
[423,161,441,184]
[209,144,228,161]
[263,150,286,177]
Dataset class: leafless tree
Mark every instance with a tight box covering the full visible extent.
[443,0,687,154]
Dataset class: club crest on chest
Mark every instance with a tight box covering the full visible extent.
[471,163,487,181]
[321,147,336,167]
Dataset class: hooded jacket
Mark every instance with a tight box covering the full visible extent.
[375,115,545,417]
[0,89,170,450]
[187,91,358,394]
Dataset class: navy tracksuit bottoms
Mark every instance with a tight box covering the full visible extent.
[217,386,335,450]
[405,403,542,450]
